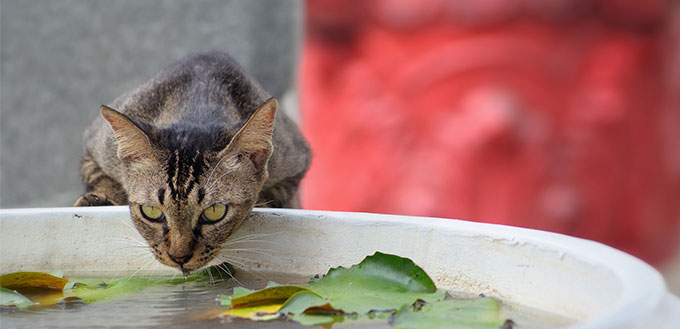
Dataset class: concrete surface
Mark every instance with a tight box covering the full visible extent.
[0,0,302,207]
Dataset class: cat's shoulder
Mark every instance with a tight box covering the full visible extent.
[159,51,251,81]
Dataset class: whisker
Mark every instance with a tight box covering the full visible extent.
[204,154,237,190]
[145,262,164,283]
[205,169,235,194]
[116,217,144,237]
[211,259,247,286]
[105,253,155,281]
[254,200,274,207]
[107,235,148,247]
[114,257,158,284]
[110,243,149,250]
[223,232,282,244]
[207,267,215,286]
[222,249,277,260]
[216,254,271,279]
[216,262,243,286]
[212,264,230,282]
[221,240,276,247]
[205,155,239,193]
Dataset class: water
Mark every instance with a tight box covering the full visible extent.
[0,272,574,329]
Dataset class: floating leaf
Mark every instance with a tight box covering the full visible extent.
[215,252,446,326]
[288,310,392,327]
[217,286,256,307]
[0,287,38,308]
[279,291,329,314]
[216,285,312,319]
[288,313,343,326]
[0,272,69,291]
[306,252,445,314]
[265,281,282,288]
[0,264,232,309]
[313,252,437,293]
[64,276,168,304]
[220,303,283,321]
[392,298,507,329]
[20,289,65,307]
[63,265,231,304]
[233,286,255,298]
[231,285,311,308]
[217,295,234,307]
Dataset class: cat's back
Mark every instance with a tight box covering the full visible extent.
[114,51,269,126]
[84,51,310,189]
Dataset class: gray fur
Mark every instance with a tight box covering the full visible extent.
[75,52,312,273]
[80,51,311,207]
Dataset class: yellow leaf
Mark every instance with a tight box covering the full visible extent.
[218,303,283,321]
[0,272,68,291]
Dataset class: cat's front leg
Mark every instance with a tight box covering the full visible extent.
[73,153,128,206]
[73,192,116,206]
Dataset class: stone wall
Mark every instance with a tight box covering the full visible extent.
[0,0,302,207]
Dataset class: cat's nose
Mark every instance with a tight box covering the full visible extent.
[168,252,193,265]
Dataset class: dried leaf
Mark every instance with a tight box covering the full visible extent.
[0,272,68,291]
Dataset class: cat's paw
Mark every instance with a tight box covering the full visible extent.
[73,193,114,206]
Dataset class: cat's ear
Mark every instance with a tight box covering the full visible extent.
[222,98,277,170]
[101,105,155,164]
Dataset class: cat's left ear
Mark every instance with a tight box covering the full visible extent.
[222,98,277,170]
[101,105,156,164]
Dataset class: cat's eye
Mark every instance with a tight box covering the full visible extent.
[200,204,227,223]
[140,205,165,222]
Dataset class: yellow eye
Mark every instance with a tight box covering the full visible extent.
[201,204,227,222]
[140,205,164,222]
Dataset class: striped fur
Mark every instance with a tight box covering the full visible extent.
[74,52,311,273]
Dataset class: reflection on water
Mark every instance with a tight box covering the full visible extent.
[1,272,571,329]
[1,273,308,329]
[0,272,392,329]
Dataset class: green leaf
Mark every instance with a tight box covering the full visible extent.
[0,287,38,308]
[65,277,164,304]
[209,253,511,328]
[0,265,232,308]
[288,313,342,326]
[217,295,233,307]
[215,286,313,319]
[63,265,230,304]
[392,298,506,329]
[279,291,328,314]
[218,286,256,307]
[216,252,446,326]
[233,286,255,298]
[288,312,391,327]
[307,252,445,314]
[313,252,437,293]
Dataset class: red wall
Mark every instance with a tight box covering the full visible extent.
[299,0,680,264]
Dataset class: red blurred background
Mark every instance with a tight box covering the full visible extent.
[298,0,680,265]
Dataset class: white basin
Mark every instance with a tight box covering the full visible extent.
[1,206,678,328]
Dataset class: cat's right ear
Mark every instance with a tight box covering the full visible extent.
[101,106,155,164]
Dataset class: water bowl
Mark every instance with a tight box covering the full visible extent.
[1,206,678,328]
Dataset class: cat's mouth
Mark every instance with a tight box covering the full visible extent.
[179,265,192,278]
[151,244,220,275]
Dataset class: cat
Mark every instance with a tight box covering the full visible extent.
[74,51,311,275]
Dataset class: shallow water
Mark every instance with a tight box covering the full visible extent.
[0,271,574,329]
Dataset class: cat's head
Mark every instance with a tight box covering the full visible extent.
[101,99,277,275]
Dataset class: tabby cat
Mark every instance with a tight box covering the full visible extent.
[74,52,311,275]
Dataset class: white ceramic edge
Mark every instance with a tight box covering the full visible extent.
[1,206,678,329]
[251,208,675,329]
